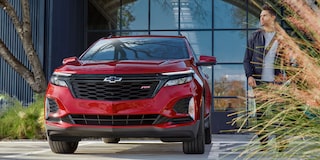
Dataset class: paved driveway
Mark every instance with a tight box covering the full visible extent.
[0,134,254,160]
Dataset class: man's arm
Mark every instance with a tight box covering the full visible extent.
[243,34,257,87]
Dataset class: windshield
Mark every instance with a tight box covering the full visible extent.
[80,37,189,61]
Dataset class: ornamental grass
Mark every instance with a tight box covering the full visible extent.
[234,0,320,159]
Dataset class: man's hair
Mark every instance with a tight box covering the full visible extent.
[262,4,276,16]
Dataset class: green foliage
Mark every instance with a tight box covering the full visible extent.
[0,94,45,140]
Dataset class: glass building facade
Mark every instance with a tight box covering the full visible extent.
[87,0,263,113]
[2,0,289,131]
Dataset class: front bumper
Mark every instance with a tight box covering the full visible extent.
[46,120,199,141]
[45,76,203,142]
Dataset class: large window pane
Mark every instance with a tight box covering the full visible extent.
[150,31,179,36]
[214,31,246,63]
[181,31,212,57]
[248,0,262,29]
[151,0,178,30]
[180,0,212,29]
[214,64,246,111]
[214,0,247,29]
[121,32,149,36]
[214,64,246,97]
[88,0,120,30]
[248,10,260,29]
[120,1,148,30]
[88,1,148,31]
[181,31,213,90]
[87,31,150,47]
[214,98,245,112]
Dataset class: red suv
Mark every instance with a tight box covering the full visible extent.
[45,35,216,154]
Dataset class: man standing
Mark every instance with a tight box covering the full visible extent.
[243,4,283,87]
[243,4,285,149]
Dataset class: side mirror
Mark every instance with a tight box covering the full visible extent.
[196,55,217,66]
[62,57,81,65]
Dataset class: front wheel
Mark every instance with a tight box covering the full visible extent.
[205,114,212,144]
[205,127,212,144]
[182,99,205,154]
[48,139,79,154]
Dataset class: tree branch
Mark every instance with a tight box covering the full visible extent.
[20,0,47,93]
[0,38,35,85]
[0,0,23,40]
[21,0,31,38]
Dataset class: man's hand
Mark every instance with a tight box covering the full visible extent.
[248,76,257,87]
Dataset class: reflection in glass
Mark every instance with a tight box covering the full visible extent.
[214,31,246,63]
[202,65,213,93]
[181,31,213,91]
[180,0,212,29]
[214,64,246,97]
[181,31,212,57]
[86,0,256,117]
[214,64,246,112]
[214,98,245,112]
[81,38,189,61]
[150,31,179,36]
[88,0,148,31]
[214,0,247,29]
[120,1,148,30]
[248,12,260,29]
[121,32,149,36]
[151,0,177,30]
[247,0,263,29]
[88,0,120,30]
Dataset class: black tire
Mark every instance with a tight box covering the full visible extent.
[205,114,212,144]
[48,139,78,154]
[182,98,205,154]
[205,126,212,144]
[103,138,120,143]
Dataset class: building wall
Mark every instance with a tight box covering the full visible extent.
[45,0,86,78]
[0,0,86,104]
[0,0,45,104]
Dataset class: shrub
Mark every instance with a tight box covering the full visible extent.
[0,94,45,140]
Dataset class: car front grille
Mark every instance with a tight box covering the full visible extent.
[68,74,162,101]
[69,114,160,126]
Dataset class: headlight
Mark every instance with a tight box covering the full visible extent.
[164,76,193,87]
[163,69,194,87]
[49,72,71,87]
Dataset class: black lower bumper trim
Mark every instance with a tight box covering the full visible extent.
[46,121,199,141]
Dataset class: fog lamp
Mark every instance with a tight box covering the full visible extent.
[188,97,195,120]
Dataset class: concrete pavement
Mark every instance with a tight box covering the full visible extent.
[0,134,265,160]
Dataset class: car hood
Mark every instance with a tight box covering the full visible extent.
[54,60,193,74]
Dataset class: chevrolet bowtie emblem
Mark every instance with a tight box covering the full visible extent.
[103,76,122,83]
